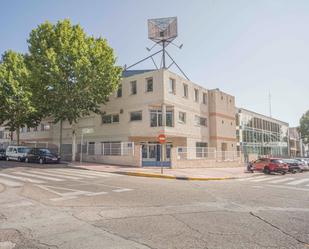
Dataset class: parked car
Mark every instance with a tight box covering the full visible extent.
[0,149,6,160]
[24,148,60,164]
[282,159,303,173]
[251,158,289,174]
[5,146,30,161]
[295,158,309,171]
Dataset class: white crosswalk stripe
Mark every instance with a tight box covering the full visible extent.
[268,177,295,184]
[250,177,273,182]
[238,176,268,181]
[52,168,115,178]
[0,173,45,184]
[30,170,82,180]
[0,177,23,187]
[286,178,309,186]
[47,169,97,178]
[14,172,64,182]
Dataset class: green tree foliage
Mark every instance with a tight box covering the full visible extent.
[27,19,122,158]
[0,50,41,145]
[299,110,309,144]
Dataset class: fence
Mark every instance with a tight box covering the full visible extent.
[177,147,241,162]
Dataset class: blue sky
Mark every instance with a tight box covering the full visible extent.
[1,0,308,126]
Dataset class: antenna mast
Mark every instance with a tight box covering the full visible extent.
[125,17,189,80]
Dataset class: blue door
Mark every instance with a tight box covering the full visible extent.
[142,143,171,167]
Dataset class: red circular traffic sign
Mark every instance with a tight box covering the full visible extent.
[158,134,166,144]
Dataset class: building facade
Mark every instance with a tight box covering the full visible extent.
[289,127,303,157]
[236,108,289,158]
[1,69,237,166]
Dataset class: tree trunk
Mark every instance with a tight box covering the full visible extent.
[16,127,20,146]
[71,129,77,162]
[59,120,63,157]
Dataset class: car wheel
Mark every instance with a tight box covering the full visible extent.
[281,171,286,175]
[6,157,9,161]
[263,167,270,174]
[17,157,21,162]
[39,158,44,164]
[25,158,29,163]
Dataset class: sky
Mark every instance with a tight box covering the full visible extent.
[0,0,308,126]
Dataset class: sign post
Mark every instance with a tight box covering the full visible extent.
[80,128,94,163]
[158,134,166,174]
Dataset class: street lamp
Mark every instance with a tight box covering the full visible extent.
[80,128,94,163]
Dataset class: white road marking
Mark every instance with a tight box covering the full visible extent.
[0,173,45,184]
[85,191,108,196]
[268,177,295,184]
[14,172,63,181]
[59,169,115,177]
[238,176,268,181]
[286,178,309,186]
[1,200,33,208]
[49,169,97,178]
[30,170,82,180]
[266,184,309,192]
[0,177,23,187]
[112,188,133,193]
[251,177,273,182]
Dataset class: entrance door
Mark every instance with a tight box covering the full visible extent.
[141,143,171,167]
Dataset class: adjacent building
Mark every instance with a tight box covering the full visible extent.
[289,127,303,157]
[236,108,289,158]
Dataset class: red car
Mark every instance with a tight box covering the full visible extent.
[251,158,289,174]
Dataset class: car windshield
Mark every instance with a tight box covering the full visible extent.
[272,159,284,163]
[39,149,53,155]
[17,148,30,153]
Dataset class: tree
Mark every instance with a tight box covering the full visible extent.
[299,110,309,144]
[0,50,41,145]
[27,19,122,160]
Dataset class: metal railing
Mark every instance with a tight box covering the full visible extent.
[177,147,241,161]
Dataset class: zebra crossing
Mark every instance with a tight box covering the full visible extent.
[238,174,309,189]
[0,168,119,188]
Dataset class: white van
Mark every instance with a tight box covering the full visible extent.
[6,146,30,162]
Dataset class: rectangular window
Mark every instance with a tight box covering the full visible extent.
[88,142,95,155]
[150,110,162,127]
[116,84,122,97]
[194,89,199,102]
[195,116,207,126]
[202,92,207,104]
[101,141,121,156]
[130,81,137,95]
[183,84,188,98]
[168,78,175,94]
[130,111,142,121]
[146,78,153,92]
[166,110,174,127]
[179,111,186,123]
[102,114,119,124]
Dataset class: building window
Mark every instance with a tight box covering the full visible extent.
[116,84,122,97]
[179,111,186,123]
[166,110,174,127]
[183,84,188,98]
[203,92,207,104]
[221,95,224,100]
[194,89,199,102]
[222,120,224,124]
[130,111,142,121]
[88,142,95,155]
[146,78,153,92]
[102,114,119,124]
[130,81,137,95]
[169,78,175,94]
[195,116,207,126]
[150,110,162,127]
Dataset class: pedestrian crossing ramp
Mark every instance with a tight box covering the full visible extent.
[0,168,120,188]
[238,175,309,189]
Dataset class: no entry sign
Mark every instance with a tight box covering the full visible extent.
[158,134,166,144]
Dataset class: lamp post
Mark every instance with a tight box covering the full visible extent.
[80,128,94,164]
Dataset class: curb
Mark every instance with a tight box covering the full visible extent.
[115,171,235,181]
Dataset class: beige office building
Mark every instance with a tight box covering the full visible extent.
[1,69,237,167]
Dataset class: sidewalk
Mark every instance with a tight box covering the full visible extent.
[67,162,260,181]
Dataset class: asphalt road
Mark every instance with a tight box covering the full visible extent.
[0,160,309,249]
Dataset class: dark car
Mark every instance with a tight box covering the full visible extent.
[282,159,302,173]
[0,149,6,160]
[24,148,60,164]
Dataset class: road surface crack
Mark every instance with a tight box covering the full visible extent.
[249,211,309,246]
